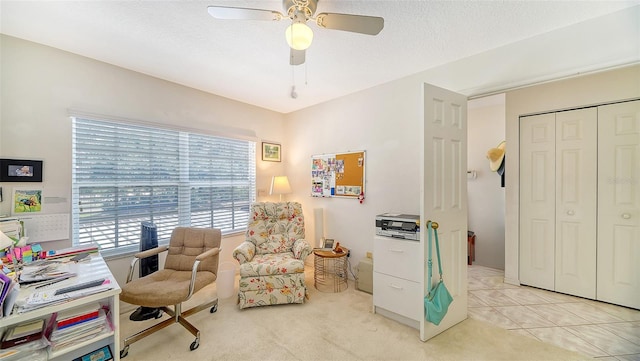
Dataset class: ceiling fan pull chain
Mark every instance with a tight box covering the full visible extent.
[290,64,298,99]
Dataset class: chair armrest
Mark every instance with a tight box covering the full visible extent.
[186,247,221,300]
[293,239,312,260]
[134,245,169,259]
[126,245,170,284]
[195,247,221,262]
[233,242,256,264]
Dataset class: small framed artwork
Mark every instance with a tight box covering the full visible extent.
[323,238,335,249]
[262,142,281,162]
[12,188,43,214]
[0,159,43,182]
[73,345,113,361]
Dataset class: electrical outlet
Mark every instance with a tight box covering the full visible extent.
[366,251,372,259]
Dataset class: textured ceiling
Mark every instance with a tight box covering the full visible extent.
[1,0,639,113]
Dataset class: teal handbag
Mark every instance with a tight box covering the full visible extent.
[424,221,453,326]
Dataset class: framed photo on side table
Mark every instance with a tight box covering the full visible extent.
[262,142,281,162]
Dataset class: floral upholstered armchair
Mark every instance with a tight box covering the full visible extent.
[233,202,312,309]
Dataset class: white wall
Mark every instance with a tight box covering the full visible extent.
[0,35,287,284]
[504,64,640,284]
[285,74,441,268]
[467,94,505,269]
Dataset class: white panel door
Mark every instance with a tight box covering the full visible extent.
[554,108,597,298]
[420,83,468,341]
[520,113,556,291]
[597,100,640,309]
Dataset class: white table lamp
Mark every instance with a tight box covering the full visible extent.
[270,176,292,201]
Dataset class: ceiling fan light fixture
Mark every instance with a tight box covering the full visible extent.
[285,22,313,50]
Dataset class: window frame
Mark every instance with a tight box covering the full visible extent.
[71,116,257,258]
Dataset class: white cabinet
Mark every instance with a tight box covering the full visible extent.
[373,236,421,328]
[519,100,640,309]
[0,255,121,360]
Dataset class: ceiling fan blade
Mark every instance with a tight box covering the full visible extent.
[207,6,283,21]
[290,48,306,66]
[315,13,384,35]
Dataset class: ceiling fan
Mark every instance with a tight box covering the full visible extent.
[207,0,384,66]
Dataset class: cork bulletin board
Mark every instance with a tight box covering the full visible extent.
[311,151,365,198]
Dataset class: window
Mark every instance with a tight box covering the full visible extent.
[71,117,256,256]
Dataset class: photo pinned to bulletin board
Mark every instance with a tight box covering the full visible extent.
[311,151,365,199]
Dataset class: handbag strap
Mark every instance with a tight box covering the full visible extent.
[427,221,433,296]
[427,221,444,296]
[433,223,444,281]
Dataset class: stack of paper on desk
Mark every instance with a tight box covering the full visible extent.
[45,244,99,260]
[19,263,73,285]
[15,280,113,314]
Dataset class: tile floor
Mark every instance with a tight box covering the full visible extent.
[468,265,640,360]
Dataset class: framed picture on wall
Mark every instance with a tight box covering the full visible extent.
[262,142,281,162]
[0,159,43,182]
[12,188,43,214]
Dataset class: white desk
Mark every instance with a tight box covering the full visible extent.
[0,254,121,360]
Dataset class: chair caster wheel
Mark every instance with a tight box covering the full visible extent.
[120,346,129,358]
[210,304,217,313]
[190,339,199,351]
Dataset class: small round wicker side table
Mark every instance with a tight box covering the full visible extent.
[313,247,349,292]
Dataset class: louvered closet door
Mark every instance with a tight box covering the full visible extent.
[520,113,556,291]
[597,100,640,309]
[554,108,597,299]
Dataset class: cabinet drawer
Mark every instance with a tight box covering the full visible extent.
[373,272,422,321]
[373,237,421,281]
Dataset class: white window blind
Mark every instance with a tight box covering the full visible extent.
[71,117,256,256]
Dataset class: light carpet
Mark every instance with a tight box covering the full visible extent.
[118,267,590,361]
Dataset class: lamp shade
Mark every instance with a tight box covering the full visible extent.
[285,23,313,50]
[270,176,292,201]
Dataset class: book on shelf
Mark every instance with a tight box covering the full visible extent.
[0,318,45,349]
[48,309,110,353]
[56,303,101,329]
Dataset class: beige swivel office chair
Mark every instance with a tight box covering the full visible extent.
[119,227,221,358]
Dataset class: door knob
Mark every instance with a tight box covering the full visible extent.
[622,213,631,219]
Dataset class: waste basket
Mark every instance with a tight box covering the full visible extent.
[217,262,236,299]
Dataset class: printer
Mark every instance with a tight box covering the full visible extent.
[375,213,420,241]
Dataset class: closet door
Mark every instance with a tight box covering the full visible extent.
[597,100,640,309]
[520,113,556,291]
[554,108,597,298]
